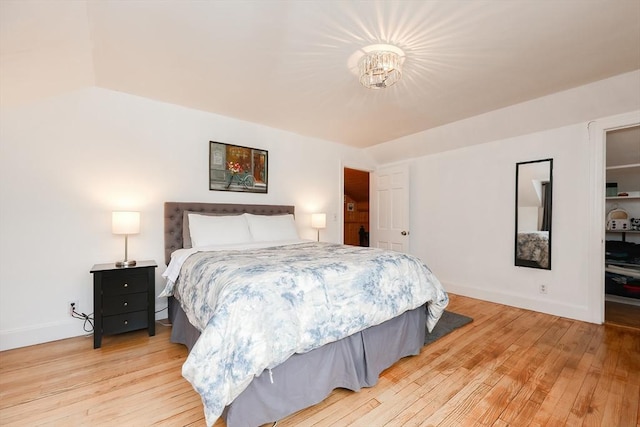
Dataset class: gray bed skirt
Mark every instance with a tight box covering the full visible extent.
[169,298,426,427]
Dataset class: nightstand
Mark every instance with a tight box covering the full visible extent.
[90,260,157,349]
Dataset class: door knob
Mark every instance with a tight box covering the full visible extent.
[401,231,409,236]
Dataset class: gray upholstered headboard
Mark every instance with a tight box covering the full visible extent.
[164,202,295,265]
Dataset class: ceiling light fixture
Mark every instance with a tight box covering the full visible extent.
[358,47,403,89]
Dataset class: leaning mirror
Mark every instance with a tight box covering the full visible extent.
[515,159,553,270]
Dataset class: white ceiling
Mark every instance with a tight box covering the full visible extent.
[1,0,639,148]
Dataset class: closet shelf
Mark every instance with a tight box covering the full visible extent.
[606,163,640,170]
[606,260,640,268]
[606,196,640,200]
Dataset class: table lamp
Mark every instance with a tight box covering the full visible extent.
[112,211,140,267]
[311,213,326,242]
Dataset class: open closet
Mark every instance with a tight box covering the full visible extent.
[604,125,640,328]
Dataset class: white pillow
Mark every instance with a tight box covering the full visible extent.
[244,213,300,242]
[182,210,235,248]
[188,213,253,247]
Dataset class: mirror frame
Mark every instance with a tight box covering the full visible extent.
[515,158,553,270]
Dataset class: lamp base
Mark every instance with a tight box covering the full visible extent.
[115,260,137,268]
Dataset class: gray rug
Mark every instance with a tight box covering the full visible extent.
[425,310,473,345]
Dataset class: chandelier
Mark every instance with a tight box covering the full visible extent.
[358,49,402,89]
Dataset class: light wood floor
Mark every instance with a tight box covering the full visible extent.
[1,294,638,426]
[605,300,640,329]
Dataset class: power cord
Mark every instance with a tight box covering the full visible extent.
[155,305,172,327]
[70,304,169,331]
[70,303,94,333]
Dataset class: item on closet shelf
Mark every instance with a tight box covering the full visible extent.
[606,207,629,230]
[606,183,618,197]
[605,240,640,264]
[631,218,640,231]
[617,192,629,197]
[623,283,640,295]
[605,263,640,299]
[609,219,630,230]
[605,264,640,279]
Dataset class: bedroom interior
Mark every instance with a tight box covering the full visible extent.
[1,0,639,425]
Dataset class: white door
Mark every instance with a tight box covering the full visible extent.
[370,163,410,252]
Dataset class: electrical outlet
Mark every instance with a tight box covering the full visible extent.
[68,301,79,316]
[539,284,547,294]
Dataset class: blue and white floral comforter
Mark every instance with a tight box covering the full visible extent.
[162,241,448,426]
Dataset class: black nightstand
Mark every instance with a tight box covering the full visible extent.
[90,260,157,349]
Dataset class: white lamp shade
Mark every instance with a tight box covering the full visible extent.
[311,213,326,229]
[112,211,140,235]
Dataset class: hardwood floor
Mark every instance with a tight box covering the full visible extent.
[605,300,640,329]
[1,294,638,426]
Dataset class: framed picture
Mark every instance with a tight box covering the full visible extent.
[209,141,268,193]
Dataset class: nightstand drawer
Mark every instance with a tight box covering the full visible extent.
[91,260,157,349]
[102,292,148,316]
[102,271,148,295]
[102,310,148,335]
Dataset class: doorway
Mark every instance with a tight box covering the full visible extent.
[343,167,370,247]
[603,125,640,329]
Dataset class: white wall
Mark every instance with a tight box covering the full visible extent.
[0,87,371,350]
[517,207,539,232]
[407,123,594,320]
[366,71,640,324]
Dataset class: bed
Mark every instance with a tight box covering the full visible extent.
[516,231,550,269]
[162,202,449,427]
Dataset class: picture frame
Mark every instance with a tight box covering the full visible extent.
[209,141,268,193]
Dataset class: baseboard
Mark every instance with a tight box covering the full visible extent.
[444,281,598,324]
[0,305,169,351]
[0,319,87,351]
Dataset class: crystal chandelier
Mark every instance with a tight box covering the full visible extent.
[358,49,402,89]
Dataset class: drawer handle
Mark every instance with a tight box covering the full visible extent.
[123,302,128,307]
[123,283,128,288]
[124,320,128,325]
